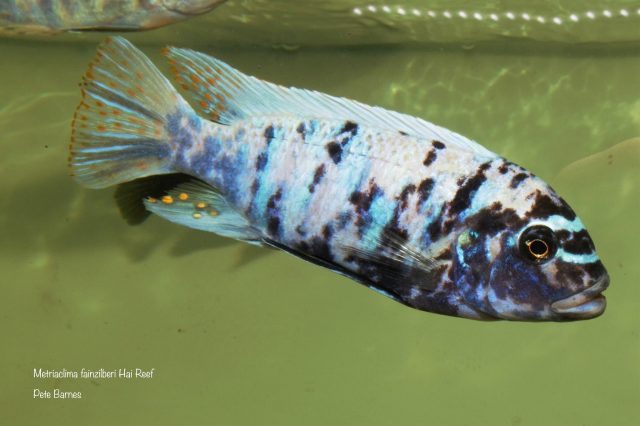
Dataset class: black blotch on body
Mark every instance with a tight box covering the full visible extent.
[267,217,280,237]
[267,190,281,210]
[326,142,342,164]
[349,185,378,213]
[559,229,595,255]
[322,224,333,239]
[467,202,525,235]
[449,162,491,215]
[340,121,358,139]
[432,140,445,150]
[527,191,577,221]
[294,235,333,262]
[427,214,444,242]
[266,189,283,237]
[296,122,306,135]
[381,184,416,245]
[326,121,359,164]
[349,181,382,231]
[510,172,528,189]
[255,152,268,171]
[584,261,607,279]
[399,130,408,136]
[498,161,511,174]
[417,178,435,208]
[398,184,416,210]
[423,150,437,167]
[250,179,260,197]
[308,164,326,193]
[426,212,455,243]
[264,125,275,144]
[312,237,332,260]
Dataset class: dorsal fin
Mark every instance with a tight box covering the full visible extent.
[163,46,496,157]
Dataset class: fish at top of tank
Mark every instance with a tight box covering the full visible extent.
[0,0,226,35]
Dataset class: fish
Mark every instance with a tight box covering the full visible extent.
[556,137,640,181]
[69,37,610,321]
[0,0,226,35]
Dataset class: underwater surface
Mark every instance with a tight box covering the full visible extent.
[1,1,638,425]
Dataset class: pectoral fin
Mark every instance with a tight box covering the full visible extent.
[262,238,403,302]
[338,228,444,292]
[264,227,446,304]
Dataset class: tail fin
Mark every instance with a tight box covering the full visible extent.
[69,36,191,189]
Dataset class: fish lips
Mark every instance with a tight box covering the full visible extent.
[551,274,610,319]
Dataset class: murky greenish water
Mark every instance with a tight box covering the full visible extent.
[1,1,639,425]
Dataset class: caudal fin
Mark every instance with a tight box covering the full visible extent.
[69,36,192,189]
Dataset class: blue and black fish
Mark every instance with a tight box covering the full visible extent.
[69,37,609,321]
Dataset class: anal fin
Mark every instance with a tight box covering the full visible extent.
[115,173,194,225]
[144,180,261,244]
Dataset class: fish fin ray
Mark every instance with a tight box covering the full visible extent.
[337,228,444,293]
[163,46,251,124]
[70,36,192,189]
[263,227,443,303]
[114,173,195,225]
[144,179,262,243]
[262,237,402,300]
[164,46,494,156]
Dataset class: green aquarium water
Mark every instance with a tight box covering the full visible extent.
[1,1,638,425]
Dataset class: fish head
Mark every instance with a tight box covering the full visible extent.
[451,176,609,321]
[161,0,226,15]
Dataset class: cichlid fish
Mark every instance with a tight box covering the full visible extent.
[69,37,609,321]
[0,0,226,35]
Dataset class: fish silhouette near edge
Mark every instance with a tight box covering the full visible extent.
[0,1,226,35]
[69,37,610,321]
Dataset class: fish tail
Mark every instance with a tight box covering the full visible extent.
[69,36,194,189]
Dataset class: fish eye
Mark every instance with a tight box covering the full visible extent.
[518,225,557,262]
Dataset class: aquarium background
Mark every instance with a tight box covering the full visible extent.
[1,1,638,425]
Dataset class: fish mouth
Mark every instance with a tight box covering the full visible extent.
[551,274,609,319]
